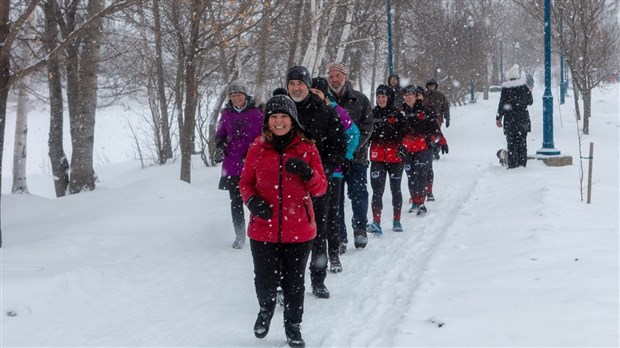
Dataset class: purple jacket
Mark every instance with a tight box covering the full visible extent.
[215,97,263,177]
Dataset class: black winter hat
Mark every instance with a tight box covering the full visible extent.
[286,65,312,88]
[376,84,395,106]
[416,85,426,96]
[264,95,304,131]
[272,87,288,96]
[425,79,438,88]
[404,85,417,94]
[311,77,331,98]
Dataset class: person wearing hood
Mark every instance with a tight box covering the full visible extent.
[214,82,264,249]
[310,76,360,273]
[240,94,327,348]
[366,84,409,236]
[496,64,533,168]
[286,65,347,300]
[388,73,405,108]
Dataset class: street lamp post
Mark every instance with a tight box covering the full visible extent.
[467,15,475,103]
[499,33,504,83]
[537,0,560,155]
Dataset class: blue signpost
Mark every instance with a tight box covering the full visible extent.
[467,16,475,103]
[387,0,393,75]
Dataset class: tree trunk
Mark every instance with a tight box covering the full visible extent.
[334,2,353,63]
[301,0,320,72]
[180,0,203,183]
[287,0,305,67]
[69,0,103,193]
[0,0,13,247]
[152,0,172,161]
[12,81,29,194]
[312,0,338,75]
[254,0,271,103]
[44,0,69,197]
[582,89,591,135]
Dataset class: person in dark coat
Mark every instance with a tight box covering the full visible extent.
[388,73,405,108]
[496,64,533,168]
[424,79,451,200]
[240,95,327,348]
[214,82,263,249]
[327,62,374,252]
[401,85,443,216]
[366,85,409,235]
[286,65,347,299]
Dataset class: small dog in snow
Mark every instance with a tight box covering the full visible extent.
[496,149,508,166]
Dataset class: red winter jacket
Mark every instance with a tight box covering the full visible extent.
[240,135,327,243]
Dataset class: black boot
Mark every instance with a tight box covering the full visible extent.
[285,323,305,348]
[312,282,330,299]
[254,306,275,339]
[353,229,368,249]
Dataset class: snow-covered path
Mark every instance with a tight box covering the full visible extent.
[2,85,618,347]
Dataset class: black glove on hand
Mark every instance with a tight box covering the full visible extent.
[247,196,272,220]
[213,147,225,163]
[285,157,313,181]
[397,145,408,159]
[445,119,450,128]
[441,144,449,154]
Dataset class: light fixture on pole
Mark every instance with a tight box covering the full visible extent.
[467,15,475,103]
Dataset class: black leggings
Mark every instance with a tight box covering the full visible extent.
[506,133,528,168]
[369,161,404,223]
[404,149,433,204]
[309,179,340,285]
[250,239,312,324]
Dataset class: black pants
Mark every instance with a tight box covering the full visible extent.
[404,150,433,204]
[250,239,312,324]
[229,186,245,238]
[506,133,528,168]
[370,161,404,223]
[325,177,343,254]
[338,163,370,243]
[309,179,339,285]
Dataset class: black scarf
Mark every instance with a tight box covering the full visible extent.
[271,130,295,154]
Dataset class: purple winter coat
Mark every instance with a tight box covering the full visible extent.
[215,97,263,190]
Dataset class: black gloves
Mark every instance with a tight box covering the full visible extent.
[285,157,313,181]
[397,145,408,159]
[246,196,272,220]
[445,119,450,128]
[213,147,225,163]
[441,144,449,154]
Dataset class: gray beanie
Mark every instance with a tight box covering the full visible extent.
[227,82,248,96]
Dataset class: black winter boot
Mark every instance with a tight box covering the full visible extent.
[311,282,330,299]
[353,229,368,249]
[254,306,275,339]
[285,323,305,348]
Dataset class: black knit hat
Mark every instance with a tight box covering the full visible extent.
[264,95,304,131]
[311,77,331,98]
[416,85,426,96]
[404,85,417,95]
[375,84,395,106]
[425,79,438,88]
[272,87,288,96]
[286,65,312,88]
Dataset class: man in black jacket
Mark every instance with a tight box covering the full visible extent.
[327,62,374,252]
[286,65,347,299]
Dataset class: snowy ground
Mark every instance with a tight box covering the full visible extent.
[1,83,619,347]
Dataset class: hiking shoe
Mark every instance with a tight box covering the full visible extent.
[426,192,435,201]
[312,283,330,299]
[353,230,368,249]
[417,204,427,216]
[329,251,342,273]
[408,203,419,213]
[392,220,403,232]
[367,222,382,236]
[253,306,275,338]
[285,323,305,348]
[338,242,347,254]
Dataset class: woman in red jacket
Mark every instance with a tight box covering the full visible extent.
[240,95,327,348]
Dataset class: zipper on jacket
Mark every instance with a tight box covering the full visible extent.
[277,154,284,243]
